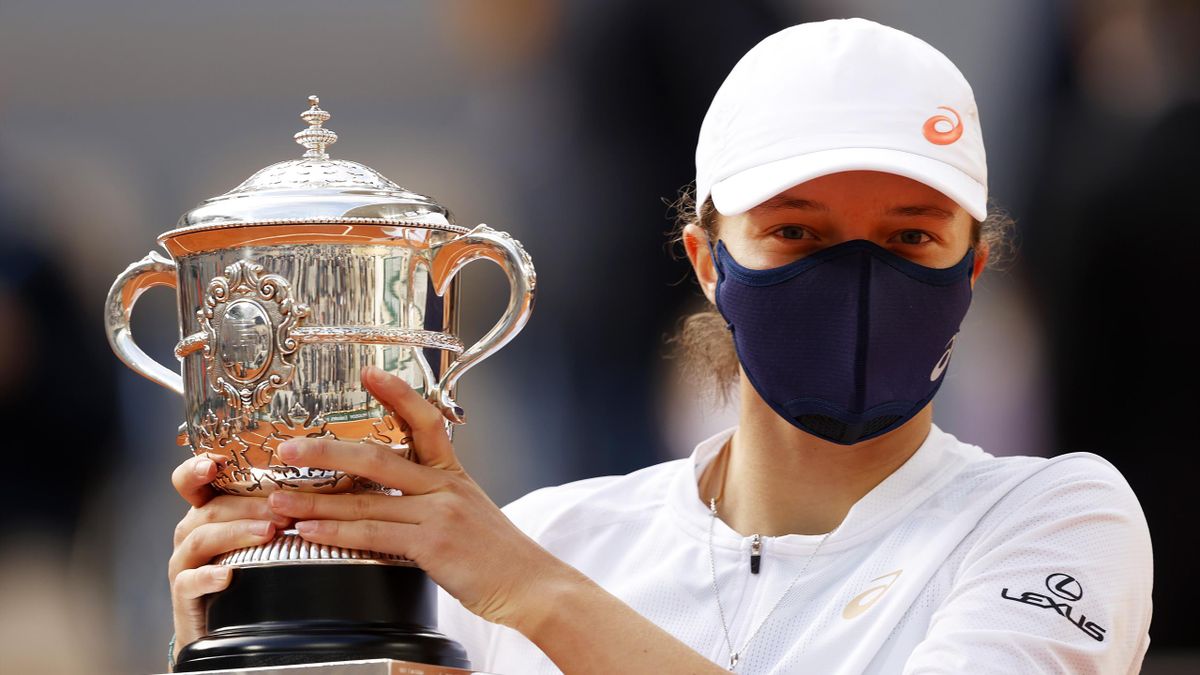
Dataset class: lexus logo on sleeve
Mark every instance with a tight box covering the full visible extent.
[1001,573,1106,642]
[1045,573,1084,601]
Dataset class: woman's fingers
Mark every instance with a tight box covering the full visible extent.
[267,490,438,524]
[362,366,461,472]
[172,564,233,602]
[171,455,222,508]
[274,366,470,493]
[174,495,293,547]
[168,519,277,582]
[278,436,449,495]
[293,519,421,561]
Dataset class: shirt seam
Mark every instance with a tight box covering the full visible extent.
[948,453,1125,588]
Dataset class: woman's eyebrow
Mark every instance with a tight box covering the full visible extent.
[756,196,829,212]
[887,205,956,219]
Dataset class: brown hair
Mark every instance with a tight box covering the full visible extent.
[662,183,1017,410]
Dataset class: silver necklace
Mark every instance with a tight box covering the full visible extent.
[705,441,834,671]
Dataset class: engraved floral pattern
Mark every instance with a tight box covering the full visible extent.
[196,402,415,497]
[198,259,310,414]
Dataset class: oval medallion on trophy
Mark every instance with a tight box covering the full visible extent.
[219,299,273,382]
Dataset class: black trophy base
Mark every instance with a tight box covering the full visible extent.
[175,563,471,673]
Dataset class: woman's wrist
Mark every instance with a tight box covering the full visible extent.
[492,549,594,641]
[507,561,597,644]
[505,559,727,674]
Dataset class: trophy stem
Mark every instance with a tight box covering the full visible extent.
[212,530,416,566]
[175,564,470,672]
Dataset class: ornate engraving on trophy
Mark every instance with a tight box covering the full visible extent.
[194,408,255,493]
[261,403,347,492]
[364,409,414,452]
[197,401,417,496]
[198,259,311,414]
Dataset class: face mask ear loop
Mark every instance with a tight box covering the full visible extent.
[706,238,725,284]
[706,239,735,332]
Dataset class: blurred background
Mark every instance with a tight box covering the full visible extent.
[0,0,1195,672]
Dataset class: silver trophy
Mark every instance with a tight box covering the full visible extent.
[105,96,535,672]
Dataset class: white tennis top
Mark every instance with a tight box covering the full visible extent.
[436,422,1153,674]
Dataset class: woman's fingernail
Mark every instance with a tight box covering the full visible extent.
[212,567,231,582]
[249,521,273,536]
[296,521,318,535]
[277,441,299,461]
[268,492,295,508]
[194,458,214,477]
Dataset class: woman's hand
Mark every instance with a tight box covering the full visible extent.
[266,366,574,630]
[167,455,293,663]
[169,368,726,675]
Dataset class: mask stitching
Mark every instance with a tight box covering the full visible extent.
[714,239,974,288]
[781,396,917,422]
[853,254,871,420]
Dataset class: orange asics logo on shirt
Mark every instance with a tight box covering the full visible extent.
[843,569,904,619]
[923,106,963,145]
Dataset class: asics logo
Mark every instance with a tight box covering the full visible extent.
[843,569,903,620]
[923,106,963,145]
[930,334,957,381]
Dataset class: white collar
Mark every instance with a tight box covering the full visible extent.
[667,421,972,556]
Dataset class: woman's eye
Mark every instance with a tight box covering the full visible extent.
[896,230,932,245]
[775,225,809,240]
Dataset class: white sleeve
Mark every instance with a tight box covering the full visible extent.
[436,582,497,670]
[902,455,1153,675]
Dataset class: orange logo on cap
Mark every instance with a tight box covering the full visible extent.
[923,106,963,145]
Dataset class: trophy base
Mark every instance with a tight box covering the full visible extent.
[161,657,482,674]
[175,563,470,673]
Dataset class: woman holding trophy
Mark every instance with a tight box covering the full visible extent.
[166,18,1152,673]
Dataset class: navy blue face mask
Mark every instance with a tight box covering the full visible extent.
[708,238,975,445]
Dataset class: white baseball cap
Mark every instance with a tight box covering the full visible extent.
[695,17,988,222]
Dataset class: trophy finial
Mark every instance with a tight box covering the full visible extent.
[294,94,338,160]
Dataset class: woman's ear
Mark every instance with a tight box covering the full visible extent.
[682,223,719,305]
[969,241,989,290]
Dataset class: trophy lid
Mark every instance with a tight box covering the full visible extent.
[169,96,459,236]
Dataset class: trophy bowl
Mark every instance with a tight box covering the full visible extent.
[104,96,535,672]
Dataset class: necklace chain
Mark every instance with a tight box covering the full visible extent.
[705,439,834,672]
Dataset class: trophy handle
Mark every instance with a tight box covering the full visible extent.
[104,251,185,396]
[428,224,536,424]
